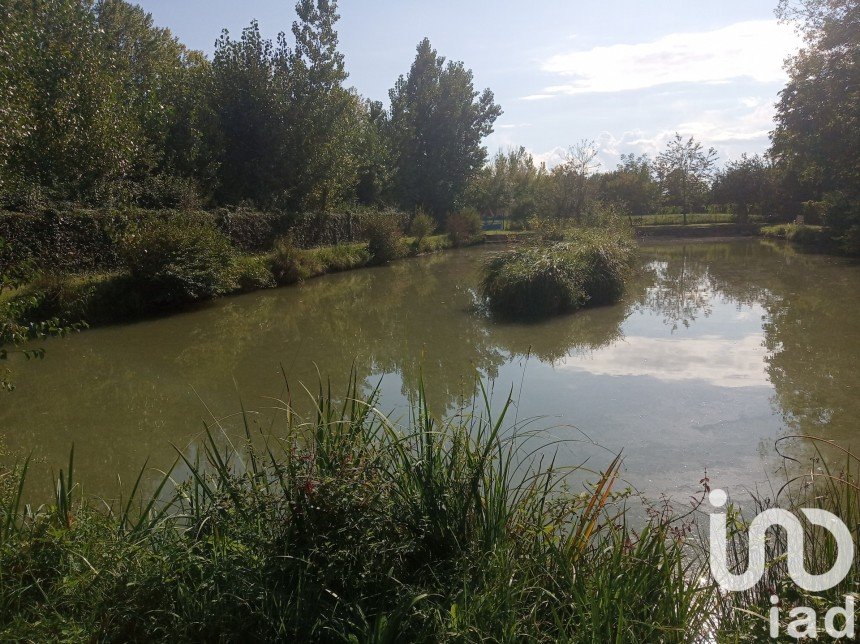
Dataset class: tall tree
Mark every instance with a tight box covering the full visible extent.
[0,0,141,205]
[470,146,544,223]
[354,99,393,206]
[286,0,360,210]
[656,134,718,225]
[388,38,501,220]
[211,21,287,205]
[771,0,859,249]
[549,140,600,222]
[711,154,773,223]
[598,154,660,218]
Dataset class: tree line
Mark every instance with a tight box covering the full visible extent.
[0,0,856,250]
[0,0,500,221]
[473,0,858,251]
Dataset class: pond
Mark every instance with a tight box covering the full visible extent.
[1,239,858,503]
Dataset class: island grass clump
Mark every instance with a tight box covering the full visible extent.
[481,228,637,318]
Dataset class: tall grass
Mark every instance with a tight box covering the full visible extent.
[481,227,637,318]
[760,223,830,246]
[0,374,714,642]
[712,436,860,640]
[633,213,738,226]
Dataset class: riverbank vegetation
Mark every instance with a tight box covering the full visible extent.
[0,378,708,641]
[1,376,856,641]
[1,0,856,357]
[0,216,481,332]
[481,227,637,318]
[2,0,857,253]
[760,222,834,248]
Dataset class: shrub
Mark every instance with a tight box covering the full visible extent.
[446,209,483,246]
[366,215,404,264]
[310,243,370,273]
[232,255,276,292]
[409,211,436,247]
[270,236,303,285]
[122,219,234,307]
[481,228,636,318]
[135,175,202,210]
[760,223,829,246]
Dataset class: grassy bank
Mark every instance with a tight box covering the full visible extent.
[481,227,637,318]
[1,232,481,332]
[632,212,738,226]
[759,223,860,257]
[1,376,856,641]
[760,223,831,246]
[635,222,763,239]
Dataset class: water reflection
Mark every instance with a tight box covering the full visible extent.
[1,240,857,500]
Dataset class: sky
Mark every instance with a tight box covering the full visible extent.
[134,0,803,169]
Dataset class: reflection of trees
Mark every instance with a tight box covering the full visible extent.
[633,243,773,330]
[761,270,860,440]
[4,241,857,498]
[637,258,713,331]
[638,240,860,445]
[489,298,630,364]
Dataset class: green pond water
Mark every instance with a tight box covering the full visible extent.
[1,239,858,502]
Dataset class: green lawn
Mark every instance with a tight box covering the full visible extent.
[632,212,736,226]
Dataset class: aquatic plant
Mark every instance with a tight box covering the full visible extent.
[0,375,712,642]
[481,227,637,318]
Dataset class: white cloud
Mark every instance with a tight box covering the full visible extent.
[557,333,770,389]
[536,20,801,96]
[520,94,556,101]
[531,146,569,168]
[496,123,533,130]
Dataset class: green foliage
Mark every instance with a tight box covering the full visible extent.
[446,209,483,247]
[122,219,234,306]
[1,1,501,219]
[655,134,718,224]
[269,236,303,285]
[388,38,502,219]
[760,223,830,246]
[481,228,637,318]
[470,146,544,223]
[231,254,276,292]
[711,154,776,223]
[543,140,601,222]
[772,0,859,239]
[366,214,404,264]
[408,211,436,245]
[598,153,661,217]
[269,236,372,285]
[0,375,715,641]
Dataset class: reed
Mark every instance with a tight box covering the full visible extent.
[0,373,714,642]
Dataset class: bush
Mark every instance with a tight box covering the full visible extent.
[481,228,636,318]
[366,215,404,264]
[269,236,303,285]
[122,219,235,307]
[232,255,276,292]
[446,209,483,246]
[760,223,829,246]
[135,175,202,210]
[409,211,436,246]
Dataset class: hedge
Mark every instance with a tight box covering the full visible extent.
[0,208,407,274]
